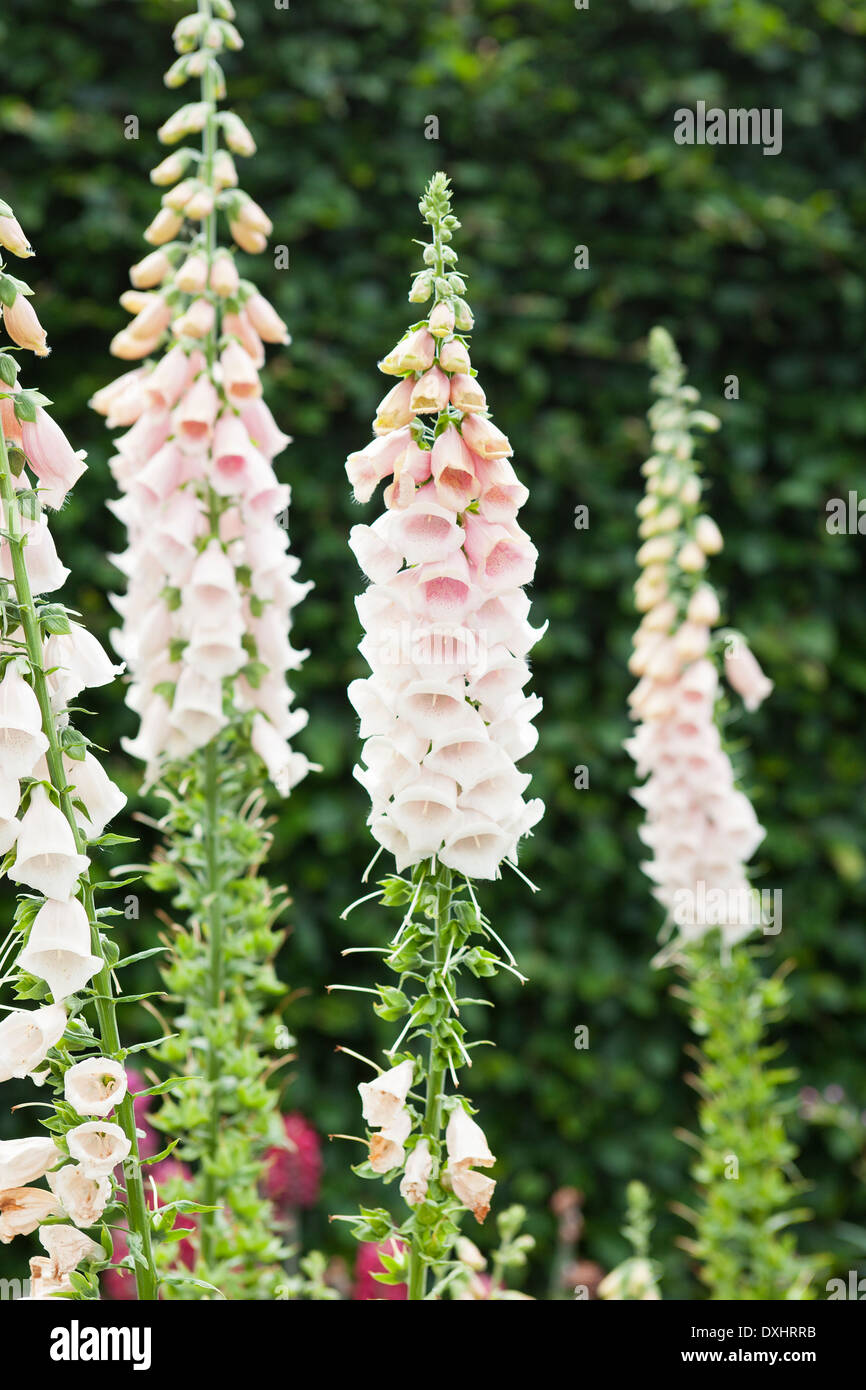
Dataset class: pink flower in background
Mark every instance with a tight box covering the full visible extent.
[352,1240,408,1301]
[103,1157,196,1301]
[263,1113,323,1212]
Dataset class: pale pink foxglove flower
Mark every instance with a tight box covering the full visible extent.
[0,1186,61,1243]
[627,329,768,952]
[27,1260,75,1299]
[399,1139,433,1207]
[37,1223,103,1275]
[63,1057,128,1119]
[67,1121,131,1179]
[19,408,87,508]
[3,293,49,356]
[724,638,773,712]
[358,1058,413,1127]
[444,1107,496,1224]
[47,1164,112,1229]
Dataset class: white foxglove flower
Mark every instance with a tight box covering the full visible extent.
[27,1259,75,1300]
[444,1106,496,1224]
[43,626,123,710]
[62,751,127,841]
[67,1121,131,1179]
[399,1139,433,1207]
[37,1222,103,1274]
[0,1135,59,1188]
[18,898,101,1002]
[8,786,89,900]
[0,664,49,778]
[369,1107,412,1175]
[0,1185,62,1243]
[47,1164,111,1229]
[0,1003,67,1083]
[63,1057,127,1118]
[358,1058,414,1127]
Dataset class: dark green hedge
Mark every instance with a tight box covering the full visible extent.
[1,0,864,1297]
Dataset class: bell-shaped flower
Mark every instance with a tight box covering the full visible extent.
[369,1108,412,1175]
[169,667,227,748]
[438,812,512,881]
[397,679,484,741]
[8,786,89,900]
[412,552,475,625]
[38,1223,104,1274]
[47,1164,111,1229]
[391,770,459,857]
[449,373,486,413]
[17,898,101,1003]
[389,486,464,566]
[444,1106,496,1223]
[430,424,479,511]
[67,1121,131,1179]
[460,413,512,459]
[724,639,773,712]
[19,407,87,509]
[348,517,403,585]
[399,1138,433,1208]
[410,366,450,414]
[44,626,123,709]
[0,1135,59,1188]
[373,377,415,435]
[462,514,537,595]
[62,751,127,841]
[0,664,49,778]
[0,1186,62,1243]
[358,1058,414,1127]
[64,1057,127,1118]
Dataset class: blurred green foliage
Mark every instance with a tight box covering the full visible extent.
[0,0,864,1297]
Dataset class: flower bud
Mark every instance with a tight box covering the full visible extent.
[185,186,216,220]
[150,150,192,186]
[213,150,238,189]
[408,271,433,304]
[174,253,209,294]
[210,251,240,297]
[129,249,171,289]
[677,540,706,573]
[438,338,470,373]
[144,208,183,246]
[220,111,256,157]
[695,514,723,554]
[3,294,49,356]
[428,301,455,338]
[453,297,474,331]
[0,214,33,258]
[158,102,209,145]
[687,585,720,626]
[162,177,199,211]
[229,220,267,254]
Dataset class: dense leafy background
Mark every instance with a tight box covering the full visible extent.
[0,0,864,1298]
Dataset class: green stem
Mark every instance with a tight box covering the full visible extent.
[194,0,226,1278]
[0,420,158,1301]
[198,739,225,1273]
[407,862,452,1302]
